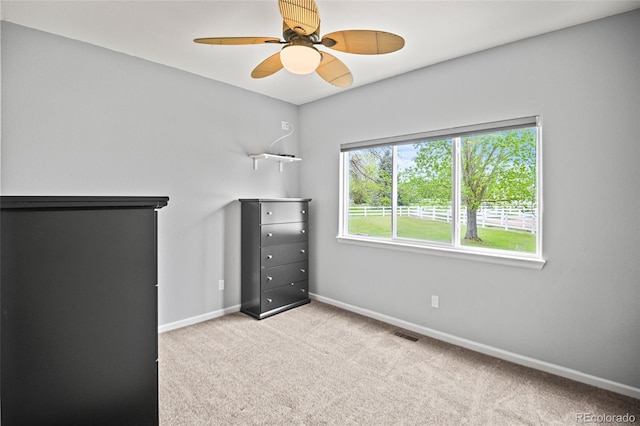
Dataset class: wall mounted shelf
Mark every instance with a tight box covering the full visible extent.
[250,153,301,172]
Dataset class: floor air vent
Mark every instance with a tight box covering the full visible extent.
[393,330,419,342]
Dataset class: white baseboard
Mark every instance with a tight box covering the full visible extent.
[158,304,241,334]
[309,293,640,400]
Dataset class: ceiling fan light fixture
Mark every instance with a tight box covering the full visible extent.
[280,44,321,75]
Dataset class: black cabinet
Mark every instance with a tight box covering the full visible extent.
[0,196,168,426]
[239,198,311,319]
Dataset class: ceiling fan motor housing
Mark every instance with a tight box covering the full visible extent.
[283,23,321,44]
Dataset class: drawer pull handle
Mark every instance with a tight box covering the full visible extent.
[300,230,306,234]
[267,255,273,259]
[300,249,306,254]
[267,276,273,281]
[300,269,306,273]
[301,289,306,293]
[301,210,306,214]
[291,282,295,286]
[267,211,273,215]
[267,233,273,237]
[267,298,273,303]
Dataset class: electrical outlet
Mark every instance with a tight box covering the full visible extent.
[431,295,439,309]
[218,280,225,291]
[281,121,290,131]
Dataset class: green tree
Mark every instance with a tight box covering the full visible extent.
[398,140,452,206]
[349,147,392,206]
[461,129,536,241]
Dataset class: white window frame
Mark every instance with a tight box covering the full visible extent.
[337,116,545,269]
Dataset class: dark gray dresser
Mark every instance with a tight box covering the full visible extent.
[1,196,168,426]
[239,198,311,319]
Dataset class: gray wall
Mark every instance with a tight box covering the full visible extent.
[299,10,640,390]
[1,22,301,326]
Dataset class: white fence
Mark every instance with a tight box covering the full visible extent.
[349,205,537,234]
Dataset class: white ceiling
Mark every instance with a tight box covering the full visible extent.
[2,0,639,105]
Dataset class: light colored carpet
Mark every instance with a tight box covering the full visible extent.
[159,301,639,425]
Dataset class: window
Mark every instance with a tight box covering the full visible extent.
[339,117,543,267]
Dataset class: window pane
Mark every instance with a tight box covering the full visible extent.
[347,147,393,238]
[396,140,453,243]
[459,128,537,253]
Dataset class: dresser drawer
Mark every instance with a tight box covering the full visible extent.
[261,281,308,313]
[261,202,309,224]
[261,222,308,246]
[261,261,308,291]
[261,242,308,268]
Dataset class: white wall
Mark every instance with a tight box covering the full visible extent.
[1,22,301,326]
[299,10,640,392]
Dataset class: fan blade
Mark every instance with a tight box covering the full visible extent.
[251,52,284,79]
[316,52,352,88]
[194,37,280,45]
[278,0,320,35]
[321,30,405,54]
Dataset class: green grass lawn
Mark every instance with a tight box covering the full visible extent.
[348,216,536,253]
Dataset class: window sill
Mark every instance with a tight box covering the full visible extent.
[336,235,546,270]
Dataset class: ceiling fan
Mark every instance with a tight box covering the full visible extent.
[193,0,405,88]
